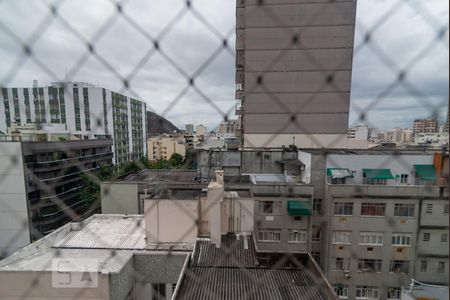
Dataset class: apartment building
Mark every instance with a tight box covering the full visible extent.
[0,214,187,300]
[147,135,186,161]
[324,152,449,299]
[218,118,241,136]
[0,171,336,299]
[197,148,449,297]
[413,118,438,135]
[195,124,207,136]
[236,0,357,148]
[414,132,449,146]
[0,138,113,257]
[347,124,369,140]
[379,128,414,144]
[0,82,147,164]
[100,148,448,299]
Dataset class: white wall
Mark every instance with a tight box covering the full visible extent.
[101,183,139,214]
[298,150,311,184]
[144,199,198,245]
[0,272,110,299]
[0,142,30,257]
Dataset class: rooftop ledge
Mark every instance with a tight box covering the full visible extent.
[325,182,447,198]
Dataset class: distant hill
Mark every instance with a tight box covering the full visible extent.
[146,111,180,136]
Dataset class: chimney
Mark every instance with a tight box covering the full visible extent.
[207,170,224,248]
[215,170,224,185]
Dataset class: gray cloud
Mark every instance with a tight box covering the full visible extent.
[0,0,448,130]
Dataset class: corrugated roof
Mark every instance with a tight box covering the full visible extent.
[56,215,146,249]
[176,235,331,300]
[177,267,327,300]
[192,234,257,268]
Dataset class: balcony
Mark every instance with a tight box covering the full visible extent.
[235,89,244,100]
[235,105,244,115]
[27,152,113,172]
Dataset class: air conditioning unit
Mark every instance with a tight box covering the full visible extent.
[344,270,351,279]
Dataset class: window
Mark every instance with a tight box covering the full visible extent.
[357,259,382,272]
[388,287,401,300]
[313,199,322,214]
[311,226,321,242]
[258,201,281,214]
[394,204,415,217]
[365,178,387,185]
[420,260,427,272]
[441,233,448,243]
[258,230,281,242]
[288,230,307,243]
[334,202,353,216]
[425,203,433,214]
[356,286,379,299]
[331,177,347,184]
[438,261,446,273]
[361,203,385,216]
[391,233,412,246]
[332,231,352,244]
[359,232,383,246]
[334,284,349,299]
[152,283,166,300]
[400,174,408,184]
[423,232,430,242]
[333,257,350,271]
[390,260,409,273]
[311,252,320,264]
[444,204,449,215]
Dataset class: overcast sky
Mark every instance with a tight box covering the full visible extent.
[0,0,448,131]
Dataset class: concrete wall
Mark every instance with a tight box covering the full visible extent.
[326,195,419,299]
[134,253,187,300]
[239,0,357,146]
[101,183,139,215]
[109,256,134,300]
[254,196,314,253]
[0,142,30,258]
[197,149,299,179]
[0,271,110,299]
[144,199,198,245]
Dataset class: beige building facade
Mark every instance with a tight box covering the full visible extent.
[147,135,186,161]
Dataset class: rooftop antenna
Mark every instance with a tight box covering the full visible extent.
[65,66,68,82]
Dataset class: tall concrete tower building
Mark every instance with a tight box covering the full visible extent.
[236,0,357,148]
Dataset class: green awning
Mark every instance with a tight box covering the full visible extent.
[363,168,394,179]
[414,164,436,180]
[327,168,354,179]
[287,200,312,216]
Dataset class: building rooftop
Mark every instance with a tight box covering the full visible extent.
[175,234,335,300]
[0,215,148,273]
[117,169,200,183]
[55,215,146,250]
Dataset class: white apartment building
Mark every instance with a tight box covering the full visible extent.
[414,132,449,146]
[218,119,241,137]
[347,124,368,140]
[195,124,207,136]
[0,82,147,164]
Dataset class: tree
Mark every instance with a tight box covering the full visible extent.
[169,153,183,167]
